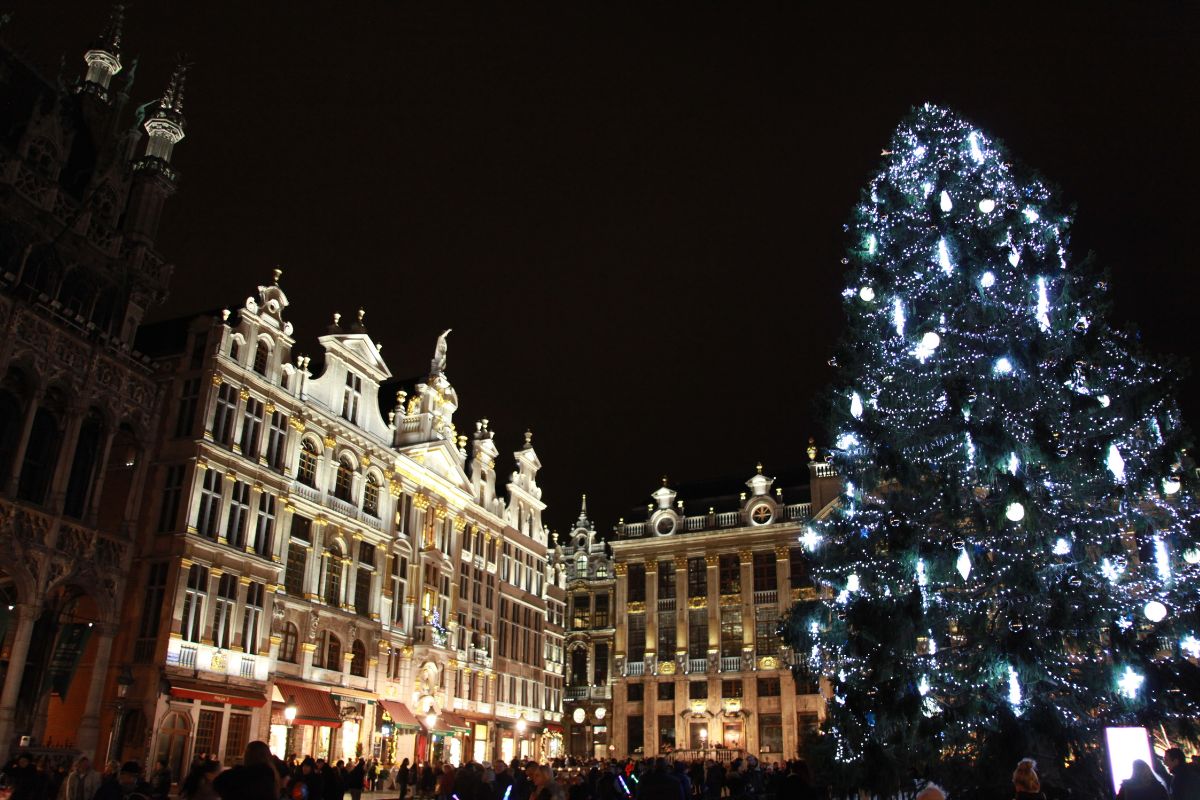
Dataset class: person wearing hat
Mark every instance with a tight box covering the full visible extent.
[94,762,152,800]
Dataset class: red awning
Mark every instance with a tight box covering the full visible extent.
[169,680,267,707]
[420,709,470,734]
[378,700,419,730]
[543,723,564,734]
[275,682,342,728]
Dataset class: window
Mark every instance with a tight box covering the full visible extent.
[658,613,676,657]
[688,681,708,700]
[196,469,223,539]
[753,552,777,592]
[280,622,299,663]
[285,541,307,596]
[324,548,343,606]
[720,608,743,658]
[759,713,783,753]
[355,570,371,617]
[569,648,587,686]
[265,411,287,471]
[593,594,609,628]
[226,480,251,549]
[224,714,251,767]
[363,473,380,516]
[342,372,362,424]
[719,554,740,594]
[721,679,743,699]
[135,563,168,663]
[319,632,342,672]
[628,614,645,662]
[195,709,222,762]
[158,465,185,533]
[688,609,708,659]
[253,493,275,558]
[658,562,675,598]
[297,440,318,487]
[593,642,609,685]
[228,337,241,361]
[658,715,676,751]
[212,573,238,650]
[334,458,354,502]
[789,548,811,588]
[290,514,312,542]
[174,378,200,438]
[571,595,590,630]
[351,640,367,677]
[627,563,646,602]
[628,716,644,754]
[241,398,263,460]
[391,556,408,625]
[657,682,674,701]
[756,677,781,696]
[212,383,238,446]
[242,582,264,654]
[181,565,208,643]
[687,557,707,598]
[253,340,270,376]
[755,607,779,657]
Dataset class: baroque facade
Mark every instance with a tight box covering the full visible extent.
[0,6,187,760]
[607,460,841,761]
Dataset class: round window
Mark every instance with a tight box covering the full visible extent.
[750,504,774,526]
[655,516,676,536]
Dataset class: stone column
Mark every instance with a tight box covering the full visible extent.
[4,393,40,495]
[46,404,86,513]
[612,563,627,675]
[170,559,194,636]
[201,374,222,440]
[739,550,755,667]
[75,621,118,761]
[775,545,791,616]
[84,428,118,525]
[644,563,658,674]
[705,555,719,665]
[0,603,40,751]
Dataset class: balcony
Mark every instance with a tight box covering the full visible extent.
[720,656,741,673]
[753,590,778,605]
[239,655,256,679]
[626,661,645,677]
[657,598,676,612]
[687,657,707,674]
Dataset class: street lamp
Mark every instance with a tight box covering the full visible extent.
[699,727,707,756]
[108,666,135,762]
[284,696,298,757]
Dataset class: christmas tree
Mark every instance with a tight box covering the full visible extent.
[786,104,1200,796]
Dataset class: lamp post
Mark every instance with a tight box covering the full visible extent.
[699,727,707,758]
[107,666,134,762]
[284,696,298,757]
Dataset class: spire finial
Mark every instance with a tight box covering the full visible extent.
[807,437,818,462]
[98,3,125,53]
[273,268,282,284]
[581,494,588,515]
[358,308,365,323]
[333,312,341,326]
[524,429,533,447]
[756,462,763,475]
[661,475,669,487]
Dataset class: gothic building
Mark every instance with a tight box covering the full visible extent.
[607,459,841,761]
[124,278,563,771]
[0,6,188,760]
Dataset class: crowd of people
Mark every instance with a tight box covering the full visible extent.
[2,746,1198,800]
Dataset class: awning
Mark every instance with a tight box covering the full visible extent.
[543,723,564,734]
[331,686,376,704]
[420,710,470,734]
[378,700,419,731]
[274,682,342,728]
[169,680,267,708]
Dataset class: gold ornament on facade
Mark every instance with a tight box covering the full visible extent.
[434,506,449,520]
[211,374,224,386]
[627,601,645,614]
[774,544,789,559]
[688,596,707,609]
[264,400,276,414]
[389,480,402,498]
[196,457,209,470]
[289,416,306,432]
[704,554,719,567]
[323,435,337,450]
[413,494,431,511]
[659,661,676,675]
[614,563,628,576]
[360,453,371,467]
[224,470,238,482]
[210,651,227,671]
[674,555,687,569]
[720,593,741,607]
[644,562,657,574]
[739,549,753,564]
[453,516,467,532]
[759,655,779,670]
[239,387,251,401]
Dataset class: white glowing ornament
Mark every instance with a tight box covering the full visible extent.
[1022,208,1040,223]
[859,286,875,302]
[939,191,953,212]
[1007,452,1020,476]
[914,146,926,159]
[1154,537,1171,582]
[800,527,822,552]
[1007,665,1023,714]
[1144,601,1167,623]
[846,573,860,593]
[893,298,906,337]
[836,433,859,450]
[978,198,996,213]
[850,392,863,419]
[1106,444,1126,484]
[1052,538,1071,556]
[1162,477,1181,495]
[1008,248,1021,267]
[866,233,877,255]
[916,558,928,587]
[914,331,941,363]
[994,357,1013,375]
[968,131,984,163]
[956,548,972,581]
[980,271,996,288]
[1117,666,1144,699]
[1100,557,1123,583]
[1005,501,1025,522]
[1098,395,1111,408]
[938,238,953,275]
[1182,635,1200,659]
[1036,277,1051,332]
[1183,548,1200,565]
[918,675,930,695]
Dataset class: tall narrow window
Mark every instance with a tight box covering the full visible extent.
[253,341,270,376]
[688,609,708,659]
[350,640,367,677]
[720,607,743,658]
[789,548,811,588]
[753,552,777,592]
[392,556,408,625]
[175,378,200,439]
[212,573,238,650]
[355,570,371,617]
[658,562,676,598]
[180,564,209,643]
[212,383,238,446]
[324,632,342,672]
[280,622,299,663]
[628,614,646,662]
[264,411,287,471]
[627,563,646,602]
[572,595,590,630]
[593,594,609,628]
[157,465,185,533]
[226,480,251,549]
[593,642,610,685]
[242,581,264,654]
[363,474,380,516]
[285,540,307,596]
[240,398,263,460]
[334,458,354,502]
[297,440,318,487]
[719,554,740,594]
[341,372,362,424]
[135,562,169,663]
[324,546,343,606]
[658,612,676,658]
[688,557,707,598]
[253,493,275,558]
[196,469,223,539]
[755,607,778,657]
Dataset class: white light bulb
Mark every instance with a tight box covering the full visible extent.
[1006,501,1025,522]
[1144,601,1168,623]
[1022,208,1040,223]
[980,271,996,288]
[1182,635,1200,659]
[1098,395,1111,408]
[859,286,875,302]
[1052,538,1071,556]
[800,527,822,552]
[938,238,953,275]
[994,357,1014,375]
[978,198,996,213]
[940,191,953,212]
[1163,477,1181,495]
[846,573,860,593]
[1183,548,1200,565]
[850,392,864,419]
[1036,276,1051,332]
[915,558,927,587]
[893,297,906,337]
[956,549,971,581]
[914,146,927,159]
[1117,666,1144,699]
[968,131,985,163]
[1007,452,1020,475]
[1106,444,1126,484]
[1007,665,1022,714]
[1008,248,1021,267]
[922,331,940,350]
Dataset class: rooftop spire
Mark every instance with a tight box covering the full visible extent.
[96,3,125,54]
[575,493,593,531]
[81,3,125,95]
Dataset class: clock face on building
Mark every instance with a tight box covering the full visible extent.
[750,505,774,525]
[656,517,675,536]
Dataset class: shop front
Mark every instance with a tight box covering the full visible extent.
[416,709,469,766]
[154,679,269,775]
[271,682,343,761]
[376,700,420,765]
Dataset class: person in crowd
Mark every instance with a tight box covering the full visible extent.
[493,761,514,800]
[419,762,436,800]
[323,760,343,800]
[178,760,220,800]
[4,753,43,800]
[436,763,455,800]
[396,759,411,800]
[93,762,151,800]
[636,759,683,800]
[59,756,102,800]
[347,759,366,800]
[529,766,564,800]
[1012,758,1046,800]
[286,758,320,800]
[213,741,279,800]
[1164,749,1200,800]
[148,760,171,800]
[1120,761,1170,800]
[914,784,946,800]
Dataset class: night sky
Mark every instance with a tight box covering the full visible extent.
[7,2,1199,535]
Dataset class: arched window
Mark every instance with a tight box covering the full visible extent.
[324,545,343,606]
[154,711,191,783]
[229,337,241,362]
[63,410,104,519]
[363,473,380,516]
[280,622,299,664]
[350,639,367,677]
[18,399,63,505]
[253,340,270,376]
[298,440,318,487]
[334,458,354,502]
[325,632,342,672]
